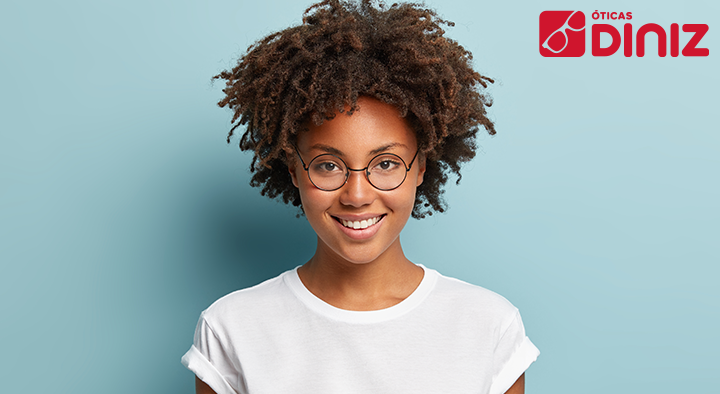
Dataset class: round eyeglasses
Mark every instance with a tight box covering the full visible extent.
[295,147,419,191]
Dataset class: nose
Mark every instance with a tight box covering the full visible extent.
[338,169,376,207]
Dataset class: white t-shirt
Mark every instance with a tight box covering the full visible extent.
[182,265,539,394]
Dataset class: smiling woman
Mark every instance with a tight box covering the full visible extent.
[181,1,538,393]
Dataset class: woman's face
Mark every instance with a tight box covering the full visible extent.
[289,97,425,266]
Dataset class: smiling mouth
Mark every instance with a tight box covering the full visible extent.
[334,215,385,230]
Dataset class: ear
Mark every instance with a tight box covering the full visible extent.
[286,151,299,188]
[415,153,426,187]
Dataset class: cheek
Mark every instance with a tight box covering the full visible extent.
[297,182,333,220]
[385,185,418,216]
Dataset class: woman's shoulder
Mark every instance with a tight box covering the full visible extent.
[200,269,296,324]
[429,268,520,318]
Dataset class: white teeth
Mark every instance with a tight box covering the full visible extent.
[341,216,381,230]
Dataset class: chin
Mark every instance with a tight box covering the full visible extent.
[322,237,399,266]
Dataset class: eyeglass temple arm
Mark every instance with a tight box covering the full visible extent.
[294,147,309,170]
[407,149,420,171]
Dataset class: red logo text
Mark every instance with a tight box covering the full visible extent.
[593,23,709,57]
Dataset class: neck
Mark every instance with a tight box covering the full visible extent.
[297,237,424,311]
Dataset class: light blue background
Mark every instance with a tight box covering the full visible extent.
[1,0,717,392]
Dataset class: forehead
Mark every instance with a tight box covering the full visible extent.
[297,97,417,156]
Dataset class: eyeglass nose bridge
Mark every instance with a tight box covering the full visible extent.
[341,166,373,188]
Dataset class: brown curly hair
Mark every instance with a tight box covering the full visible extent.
[215,0,495,218]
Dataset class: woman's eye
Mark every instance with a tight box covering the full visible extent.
[375,159,401,171]
[314,161,342,173]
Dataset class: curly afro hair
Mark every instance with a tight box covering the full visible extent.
[215,0,495,218]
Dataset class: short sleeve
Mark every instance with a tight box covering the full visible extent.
[488,310,540,394]
[181,313,246,394]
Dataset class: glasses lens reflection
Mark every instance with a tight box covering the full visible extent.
[367,154,407,190]
[308,155,347,190]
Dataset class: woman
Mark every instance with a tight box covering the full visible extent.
[182,1,539,393]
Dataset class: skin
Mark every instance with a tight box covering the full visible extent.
[194,97,525,393]
[195,377,214,394]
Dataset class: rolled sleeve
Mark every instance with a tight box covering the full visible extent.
[182,345,238,394]
[181,314,243,394]
[488,311,540,394]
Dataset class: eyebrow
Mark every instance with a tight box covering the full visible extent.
[310,143,408,156]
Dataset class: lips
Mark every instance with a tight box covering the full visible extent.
[332,214,386,230]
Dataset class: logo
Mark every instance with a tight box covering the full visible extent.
[540,11,586,57]
[539,10,709,58]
